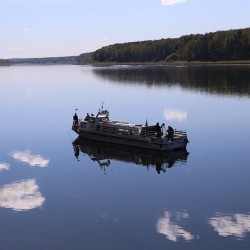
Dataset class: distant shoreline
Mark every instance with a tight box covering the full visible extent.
[1,60,250,67]
[89,60,250,67]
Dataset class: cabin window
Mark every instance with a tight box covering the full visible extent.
[103,126,109,132]
[109,127,117,133]
[122,130,129,135]
[81,123,87,128]
[96,125,101,131]
[117,129,123,134]
[133,129,139,135]
[89,117,96,123]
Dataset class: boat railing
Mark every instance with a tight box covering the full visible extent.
[174,129,187,136]
[139,130,163,138]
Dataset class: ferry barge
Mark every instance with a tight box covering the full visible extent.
[72,104,189,151]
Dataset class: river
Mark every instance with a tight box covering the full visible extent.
[0,64,250,249]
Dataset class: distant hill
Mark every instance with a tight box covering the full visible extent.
[9,53,92,65]
[10,56,78,65]
[0,59,10,66]
[88,27,250,63]
[0,52,92,66]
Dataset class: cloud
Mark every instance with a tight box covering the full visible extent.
[10,150,49,168]
[209,213,250,239]
[0,162,10,171]
[156,211,195,242]
[164,108,187,121]
[0,179,45,211]
[161,0,187,6]
[23,27,29,32]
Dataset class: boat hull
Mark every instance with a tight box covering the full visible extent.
[75,130,187,151]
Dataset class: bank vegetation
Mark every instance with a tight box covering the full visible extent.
[90,28,250,63]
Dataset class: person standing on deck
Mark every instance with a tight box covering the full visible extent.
[155,122,162,137]
[167,126,174,141]
[73,112,78,126]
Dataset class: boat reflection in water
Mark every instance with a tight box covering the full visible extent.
[73,137,189,174]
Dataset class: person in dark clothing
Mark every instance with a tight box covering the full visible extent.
[167,126,174,140]
[73,112,78,126]
[84,113,90,121]
[155,122,162,137]
[155,122,161,132]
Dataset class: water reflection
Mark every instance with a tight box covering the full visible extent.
[163,108,188,122]
[10,150,49,167]
[92,65,250,96]
[209,213,250,239]
[156,211,250,242]
[156,211,195,242]
[0,179,45,211]
[0,162,10,171]
[73,137,189,174]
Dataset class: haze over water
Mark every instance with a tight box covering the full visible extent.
[0,65,250,250]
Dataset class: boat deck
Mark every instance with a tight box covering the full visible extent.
[100,119,142,128]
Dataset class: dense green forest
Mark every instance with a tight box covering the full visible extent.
[91,28,250,63]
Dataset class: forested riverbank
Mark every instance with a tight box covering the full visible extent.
[90,28,250,64]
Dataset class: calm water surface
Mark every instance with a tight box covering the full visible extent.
[0,65,250,249]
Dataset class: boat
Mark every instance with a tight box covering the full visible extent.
[73,137,189,174]
[72,103,189,151]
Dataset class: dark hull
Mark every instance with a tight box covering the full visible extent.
[75,129,188,151]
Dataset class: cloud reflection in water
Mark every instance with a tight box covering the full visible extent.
[209,213,250,239]
[0,179,45,211]
[164,108,187,122]
[156,211,195,242]
[10,150,49,167]
[0,162,10,171]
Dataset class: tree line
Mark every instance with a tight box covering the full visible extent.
[0,59,10,66]
[90,28,250,63]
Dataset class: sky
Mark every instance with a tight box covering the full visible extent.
[1,0,249,58]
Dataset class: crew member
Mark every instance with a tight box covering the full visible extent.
[73,112,78,126]
[84,113,90,121]
[155,122,162,137]
[167,126,174,141]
